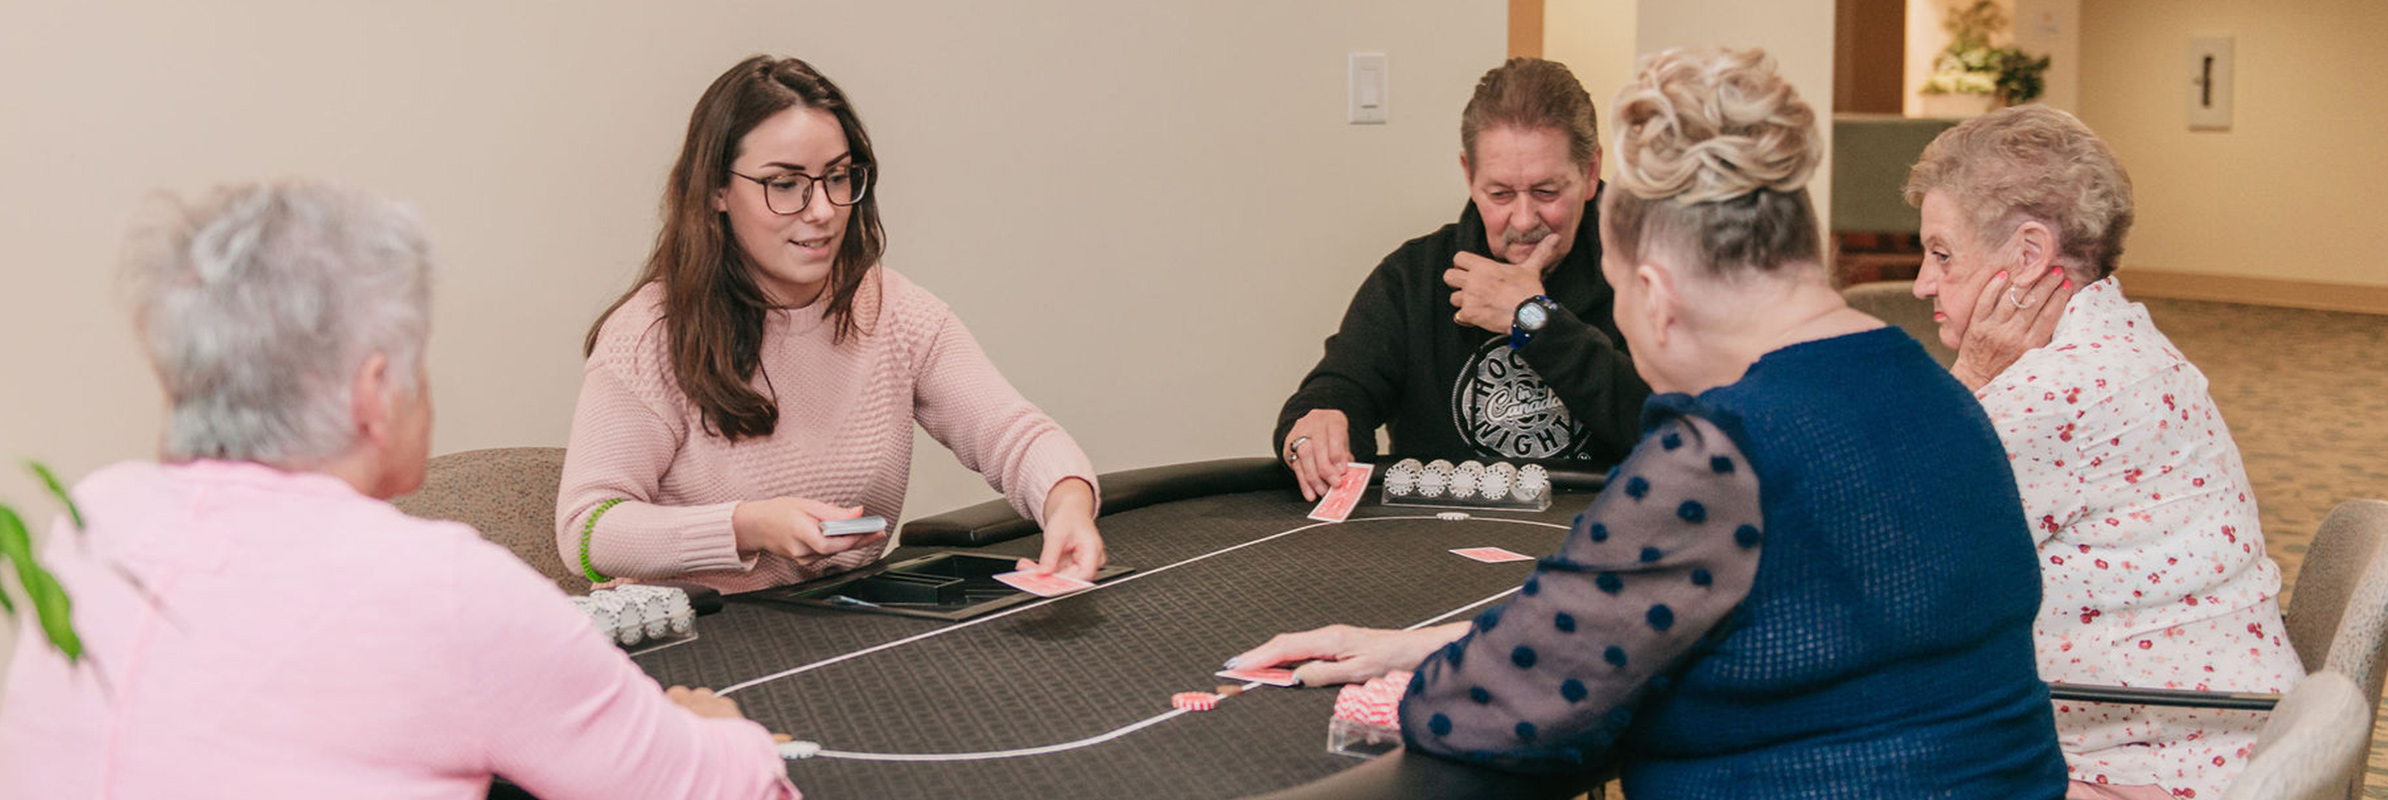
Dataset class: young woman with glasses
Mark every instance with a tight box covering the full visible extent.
[559,56,1106,595]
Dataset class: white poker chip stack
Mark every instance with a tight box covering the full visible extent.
[574,585,698,648]
[1376,458,1553,511]
[1515,464,1550,502]
[1449,461,1482,499]
[1476,468,1509,500]
[1418,460,1453,498]
[1384,458,1423,498]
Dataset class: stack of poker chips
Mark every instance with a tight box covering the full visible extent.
[1380,458,1553,511]
[1327,670,1413,758]
[572,584,697,648]
[1170,691,1222,712]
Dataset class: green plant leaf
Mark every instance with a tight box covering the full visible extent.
[0,506,23,618]
[0,498,82,661]
[24,566,79,660]
[0,504,30,564]
[28,461,82,530]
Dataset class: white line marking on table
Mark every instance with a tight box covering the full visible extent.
[770,561,1536,761]
[721,514,1562,696]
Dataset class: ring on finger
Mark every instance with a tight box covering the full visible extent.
[2008,285,2034,309]
[1285,435,1311,465]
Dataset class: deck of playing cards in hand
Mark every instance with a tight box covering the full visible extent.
[1380,458,1552,512]
[1307,463,1376,523]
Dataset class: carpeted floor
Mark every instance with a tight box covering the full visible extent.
[2140,296,2388,796]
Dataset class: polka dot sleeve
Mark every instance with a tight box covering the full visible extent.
[1398,411,1762,772]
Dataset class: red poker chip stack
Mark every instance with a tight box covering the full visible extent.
[1331,670,1412,730]
[1171,691,1222,712]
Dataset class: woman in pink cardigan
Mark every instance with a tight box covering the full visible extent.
[0,183,795,799]
[558,56,1107,593]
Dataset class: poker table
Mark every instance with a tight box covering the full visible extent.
[625,458,1612,800]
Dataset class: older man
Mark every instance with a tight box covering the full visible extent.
[1275,58,1649,500]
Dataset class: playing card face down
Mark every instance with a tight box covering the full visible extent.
[994,570,1095,597]
[1448,546,1535,563]
[1215,667,1301,687]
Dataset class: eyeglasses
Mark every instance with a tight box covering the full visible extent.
[726,164,872,215]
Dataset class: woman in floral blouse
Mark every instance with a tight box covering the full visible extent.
[1907,105,2302,800]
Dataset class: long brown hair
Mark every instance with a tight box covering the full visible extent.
[586,55,886,440]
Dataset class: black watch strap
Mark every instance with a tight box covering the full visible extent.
[1509,295,1557,350]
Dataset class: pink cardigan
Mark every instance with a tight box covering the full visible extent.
[557,267,1097,593]
[0,460,795,800]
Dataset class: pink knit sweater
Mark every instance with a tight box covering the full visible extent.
[0,460,794,800]
[558,267,1097,593]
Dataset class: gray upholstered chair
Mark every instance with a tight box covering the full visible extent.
[1838,280,1954,366]
[390,447,586,596]
[2221,670,2371,800]
[2050,500,2388,800]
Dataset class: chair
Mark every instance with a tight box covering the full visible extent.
[2050,499,2388,800]
[1838,280,1954,367]
[390,447,586,596]
[2221,670,2371,800]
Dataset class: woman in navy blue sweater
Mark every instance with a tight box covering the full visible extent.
[1231,48,2065,798]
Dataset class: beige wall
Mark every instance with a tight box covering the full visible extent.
[0,0,1504,677]
[1540,0,1838,230]
[2077,0,2388,288]
[1636,0,1839,233]
[1540,0,1638,181]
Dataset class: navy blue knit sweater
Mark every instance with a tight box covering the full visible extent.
[1401,327,2065,799]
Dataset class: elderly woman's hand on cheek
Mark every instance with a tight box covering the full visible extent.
[1951,267,2077,390]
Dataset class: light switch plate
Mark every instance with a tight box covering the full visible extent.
[2188,36,2234,131]
[1349,52,1387,125]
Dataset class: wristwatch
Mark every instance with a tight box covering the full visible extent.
[1510,295,1559,350]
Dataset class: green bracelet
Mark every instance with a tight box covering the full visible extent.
[579,498,626,584]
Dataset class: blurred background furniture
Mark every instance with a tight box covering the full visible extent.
[392,446,585,596]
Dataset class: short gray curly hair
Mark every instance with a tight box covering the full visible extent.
[123,182,434,467]
[1903,104,2135,278]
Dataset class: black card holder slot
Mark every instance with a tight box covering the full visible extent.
[841,571,965,606]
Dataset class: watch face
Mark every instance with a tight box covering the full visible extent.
[1516,302,1549,331]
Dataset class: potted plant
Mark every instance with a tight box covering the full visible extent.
[2,462,86,662]
[1920,0,2052,116]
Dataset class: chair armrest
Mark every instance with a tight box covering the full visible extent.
[2046,682,2281,710]
[900,458,1294,547]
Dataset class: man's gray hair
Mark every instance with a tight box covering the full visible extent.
[123,182,433,467]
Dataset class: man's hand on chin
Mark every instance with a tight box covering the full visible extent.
[1442,233,1561,333]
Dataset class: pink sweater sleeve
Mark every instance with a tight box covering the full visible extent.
[555,338,752,581]
[907,297,1099,524]
[457,545,797,800]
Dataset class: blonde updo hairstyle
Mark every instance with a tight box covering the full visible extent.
[1602,48,1822,279]
[1902,104,2133,278]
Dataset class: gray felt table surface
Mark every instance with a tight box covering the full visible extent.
[631,488,1586,800]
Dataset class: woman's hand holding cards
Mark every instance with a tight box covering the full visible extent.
[1226,622,1470,687]
[731,497,883,567]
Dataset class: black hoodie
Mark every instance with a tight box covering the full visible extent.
[1273,192,1649,470]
